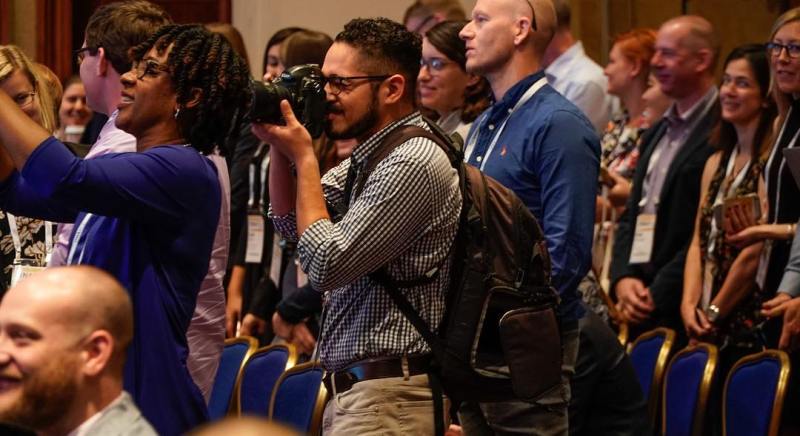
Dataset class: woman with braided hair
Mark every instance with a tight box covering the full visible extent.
[0,25,251,435]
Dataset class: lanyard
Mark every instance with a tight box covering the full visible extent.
[7,214,53,263]
[247,144,270,209]
[465,77,548,169]
[66,213,94,265]
[766,106,800,223]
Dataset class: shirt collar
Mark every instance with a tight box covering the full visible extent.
[66,392,126,436]
[351,111,422,166]
[487,71,546,123]
[665,86,718,128]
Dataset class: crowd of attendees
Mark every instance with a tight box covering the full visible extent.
[0,0,799,435]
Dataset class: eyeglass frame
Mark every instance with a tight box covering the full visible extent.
[420,57,454,72]
[766,41,800,59]
[12,91,36,109]
[74,46,100,65]
[324,75,391,96]
[131,59,171,80]
[522,0,538,32]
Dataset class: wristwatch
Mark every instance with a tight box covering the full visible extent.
[705,304,721,324]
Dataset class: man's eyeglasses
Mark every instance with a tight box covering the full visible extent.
[12,91,36,109]
[74,46,99,65]
[325,75,390,95]
[132,60,170,80]
[420,57,453,72]
[522,0,538,31]
[766,41,800,59]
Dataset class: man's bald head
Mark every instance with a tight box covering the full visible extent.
[9,267,133,362]
[660,15,720,72]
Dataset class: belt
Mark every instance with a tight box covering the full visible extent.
[322,355,432,395]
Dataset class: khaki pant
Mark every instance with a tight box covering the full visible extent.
[322,373,445,435]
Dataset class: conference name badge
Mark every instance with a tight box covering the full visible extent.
[10,259,44,287]
[630,214,656,264]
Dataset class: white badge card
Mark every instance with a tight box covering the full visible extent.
[10,260,44,287]
[245,213,265,264]
[629,214,656,264]
[755,239,772,291]
[268,234,282,285]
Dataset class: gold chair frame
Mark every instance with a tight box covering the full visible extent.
[722,349,791,436]
[661,342,718,436]
[235,343,298,416]
[629,327,676,430]
[268,361,329,436]
[223,336,259,416]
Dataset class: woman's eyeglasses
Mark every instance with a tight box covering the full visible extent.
[13,91,36,109]
[132,60,170,80]
[420,57,453,72]
[766,41,800,59]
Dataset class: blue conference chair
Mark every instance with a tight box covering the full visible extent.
[237,344,297,416]
[628,327,676,428]
[207,336,258,419]
[662,343,718,436]
[723,350,791,436]
[269,362,328,434]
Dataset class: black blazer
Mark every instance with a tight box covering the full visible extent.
[610,100,720,333]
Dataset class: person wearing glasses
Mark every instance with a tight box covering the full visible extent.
[0,45,59,299]
[0,24,251,436]
[253,18,461,435]
[63,2,230,405]
[418,20,491,139]
[727,9,800,348]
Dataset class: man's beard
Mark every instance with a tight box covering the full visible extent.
[0,358,80,432]
[325,92,379,140]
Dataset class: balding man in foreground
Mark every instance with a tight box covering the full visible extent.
[610,16,720,341]
[0,267,155,436]
[459,0,600,433]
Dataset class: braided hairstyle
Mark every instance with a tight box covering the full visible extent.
[129,24,251,156]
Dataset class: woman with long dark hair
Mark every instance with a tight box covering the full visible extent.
[682,45,776,359]
[0,25,251,435]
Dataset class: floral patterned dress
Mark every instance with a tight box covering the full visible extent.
[600,111,646,180]
[699,150,765,348]
[0,210,53,297]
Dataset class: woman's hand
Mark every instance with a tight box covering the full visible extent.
[727,223,794,248]
[240,313,267,337]
[681,304,712,339]
[251,100,315,164]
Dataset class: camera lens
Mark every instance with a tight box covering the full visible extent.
[249,80,292,124]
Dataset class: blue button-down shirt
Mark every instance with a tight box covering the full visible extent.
[465,72,600,321]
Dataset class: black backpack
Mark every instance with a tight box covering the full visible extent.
[346,118,562,407]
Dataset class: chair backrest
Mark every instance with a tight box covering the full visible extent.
[238,344,297,416]
[208,336,258,420]
[269,362,328,435]
[662,343,718,436]
[723,350,791,436]
[628,327,675,428]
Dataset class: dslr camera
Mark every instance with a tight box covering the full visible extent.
[248,64,327,138]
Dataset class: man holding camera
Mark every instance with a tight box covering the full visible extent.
[252,18,461,435]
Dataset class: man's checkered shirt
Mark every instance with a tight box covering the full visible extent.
[271,112,462,371]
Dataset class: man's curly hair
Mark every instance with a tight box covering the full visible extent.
[335,18,421,102]
[129,24,251,155]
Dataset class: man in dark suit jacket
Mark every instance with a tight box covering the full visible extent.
[611,15,720,339]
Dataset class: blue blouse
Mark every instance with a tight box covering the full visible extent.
[0,137,220,435]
